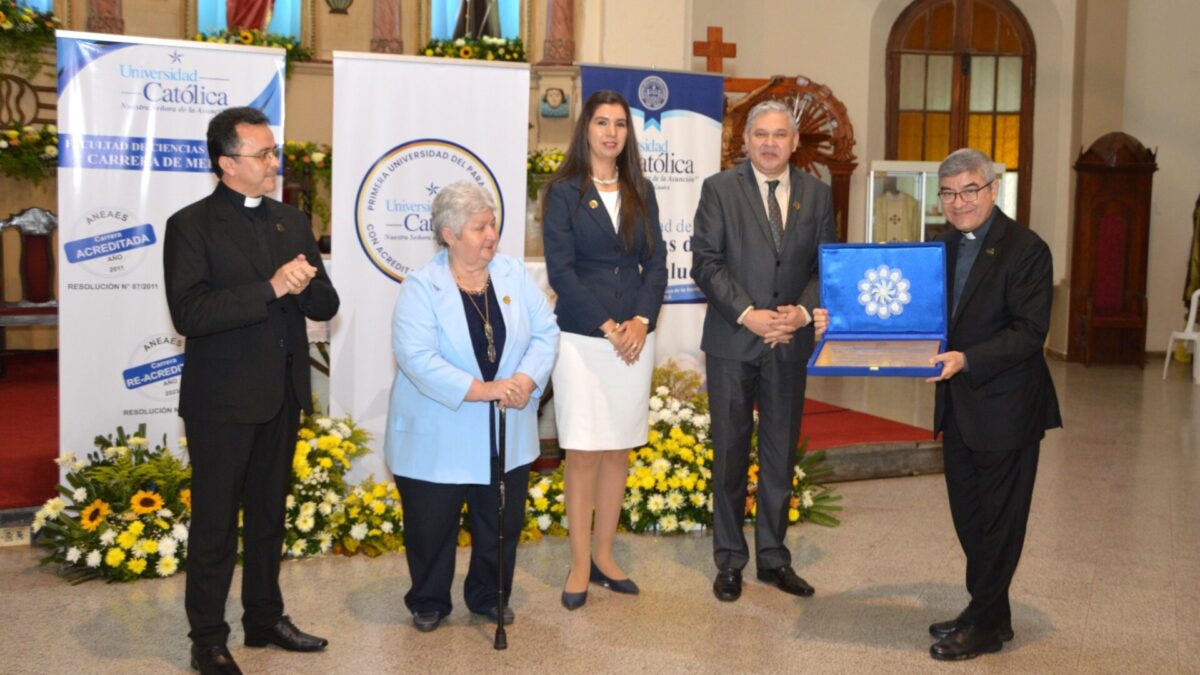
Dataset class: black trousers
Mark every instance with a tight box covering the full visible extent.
[706,351,807,572]
[394,460,531,618]
[942,404,1039,630]
[184,388,299,647]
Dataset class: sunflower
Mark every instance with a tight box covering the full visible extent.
[458,46,474,59]
[179,488,191,511]
[130,490,164,515]
[79,499,111,532]
[239,30,254,45]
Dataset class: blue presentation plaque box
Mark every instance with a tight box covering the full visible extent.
[808,242,948,378]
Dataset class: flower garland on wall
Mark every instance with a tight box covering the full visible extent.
[35,365,840,582]
[191,29,312,78]
[0,0,60,78]
[0,123,57,184]
[422,36,525,62]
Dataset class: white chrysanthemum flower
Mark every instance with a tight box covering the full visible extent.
[381,521,394,534]
[318,502,332,516]
[528,485,544,501]
[656,386,670,397]
[32,514,48,533]
[324,490,340,505]
[555,493,565,503]
[73,460,87,471]
[659,514,679,532]
[560,515,569,531]
[291,539,307,556]
[55,451,77,467]
[286,495,296,510]
[99,529,117,545]
[44,497,66,518]
[651,458,671,475]
[86,550,102,568]
[649,397,663,411]
[628,509,640,524]
[679,408,693,421]
[669,399,681,412]
[646,494,666,513]
[70,487,88,502]
[802,489,815,509]
[629,488,642,503]
[156,556,179,577]
[157,508,174,519]
[300,501,316,517]
[315,417,333,429]
[697,431,708,443]
[127,436,147,447]
[295,515,315,533]
[674,467,691,479]
[350,523,368,540]
[665,491,684,511]
[172,523,189,542]
[537,514,552,531]
[794,466,807,481]
[66,547,81,563]
[335,422,351,438]
[690,493,707,507]
[318,533,332,553]
[158,537,178,557]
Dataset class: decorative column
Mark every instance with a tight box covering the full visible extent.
[539,0,574,65]
[371,0,404,54]
[86,0,125,34]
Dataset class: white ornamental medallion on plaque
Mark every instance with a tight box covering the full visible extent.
[857,264,912,320]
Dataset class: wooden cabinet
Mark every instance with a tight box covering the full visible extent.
[1067,132,1157,366]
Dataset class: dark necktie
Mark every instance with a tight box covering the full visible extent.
[766,179,784,253]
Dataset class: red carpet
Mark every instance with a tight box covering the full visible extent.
[0,352,59,509]
[801,398,931,451]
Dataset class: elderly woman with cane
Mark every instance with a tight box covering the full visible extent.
[386,180,558,634]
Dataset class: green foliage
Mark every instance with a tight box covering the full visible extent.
[0,0,59,78]
[421,35,526,62]
[0,123,56,184]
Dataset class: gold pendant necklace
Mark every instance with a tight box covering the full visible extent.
[461,278,496,364]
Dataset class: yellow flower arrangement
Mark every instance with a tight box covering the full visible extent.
[526,148,565,201]
[421,36,525,62]
[79,500,110,532]
[191,28,312,78]
[130,490,164,515]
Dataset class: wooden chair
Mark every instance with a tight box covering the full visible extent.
[1078,212,1147,367]
[0,208,58,377]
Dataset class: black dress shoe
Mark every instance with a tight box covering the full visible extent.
[190,644,243,675]
[412,610,442,633]
[756,565,815,597]
[244,615,328,652]
[590,560,640,595]
[929,616,1014,642]
[713,568,742,602]
[562,569,588,610]
[930,625,1004,661]
[471,605,515,625]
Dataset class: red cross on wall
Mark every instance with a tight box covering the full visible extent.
[693,26,737,73]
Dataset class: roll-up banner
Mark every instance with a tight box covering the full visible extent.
[579,65,724,367]
[329,53,529,480]
[56,31,285,463]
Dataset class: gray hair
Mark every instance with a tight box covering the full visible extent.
[744,99,799,135]
[431,181,497,248]
[938,148,996,184]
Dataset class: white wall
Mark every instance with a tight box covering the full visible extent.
[1123,0,1200,345]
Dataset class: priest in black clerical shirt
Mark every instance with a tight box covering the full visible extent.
[163,106,339,675]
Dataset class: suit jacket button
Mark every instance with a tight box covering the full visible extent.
[278,339,285,348]
[776,261,781,267]
[614,267,619,275]
[615,291,623,299]
[773,292,779,298]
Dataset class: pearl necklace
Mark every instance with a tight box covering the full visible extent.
[591,172,619,186]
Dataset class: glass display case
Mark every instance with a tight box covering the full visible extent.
[865,160,1013,243]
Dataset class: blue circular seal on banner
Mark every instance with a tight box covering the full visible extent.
[354,138,503,283]
[638,75,669,111]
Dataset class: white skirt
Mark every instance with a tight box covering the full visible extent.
[552,331,655,451]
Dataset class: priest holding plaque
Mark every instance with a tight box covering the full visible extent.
[815,148,1060,662]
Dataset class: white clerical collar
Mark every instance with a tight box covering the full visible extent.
[244,195,263,208]
[963,231,976,240]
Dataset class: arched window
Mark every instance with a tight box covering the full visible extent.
[197,0,302,39]
[886,0,1035,224]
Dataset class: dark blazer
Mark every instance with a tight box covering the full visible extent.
[934,208,1062,451]
[163,185,339,423]
[691,162,836,362]
[543,177,667,336]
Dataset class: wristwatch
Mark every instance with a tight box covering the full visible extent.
[633,315,650,325]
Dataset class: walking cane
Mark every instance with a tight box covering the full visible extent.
[493,400,508,650]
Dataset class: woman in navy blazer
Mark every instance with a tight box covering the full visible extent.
[543,90,667,609]
[387,181,558,632]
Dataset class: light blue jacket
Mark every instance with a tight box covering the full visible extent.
[385,250,559,484]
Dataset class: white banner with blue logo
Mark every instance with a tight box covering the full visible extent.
[580,65,723,366]
[56,31,285,462]
[329,53,529,480]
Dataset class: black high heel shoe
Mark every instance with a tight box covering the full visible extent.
[561,571,588,610]
[590,560,640,595]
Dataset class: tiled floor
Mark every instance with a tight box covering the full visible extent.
[1,358,1197,673]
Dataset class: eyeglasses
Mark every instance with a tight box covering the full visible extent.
[938,180,994,204]
[227,146,281,161]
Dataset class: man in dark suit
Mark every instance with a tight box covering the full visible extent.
[692,100,836,603]
[164,107,338,675]
[817,148,1061,660]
